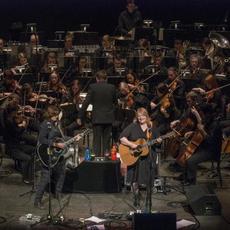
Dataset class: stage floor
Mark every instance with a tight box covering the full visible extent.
[0,156,230,230]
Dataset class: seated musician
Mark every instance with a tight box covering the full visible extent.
[173,39,187,69]
[73,56,91,76]
[117,81,135,110]
[148,53,168,75]
[164,66,186,111]
[64,34,75,55]
[1,70,21,95]
[64,34,76,72]
[95,34,114,71]
[119,107,161,207]
[106,55,127,76]
[125,69,139,90]
[150,68,183,135]
[47,70,69,103]
[193,73,222,117]
[171,91,222,185]
[202,37,216,60]
[136,38,152,72]
[11,52,32,75]
[61,79,82,136]
[183,54,204,89]
[41,51,59,74]
[2,94,35,184]
[20,83,37,104]
[30,34,40,48]
[34,105,66,209]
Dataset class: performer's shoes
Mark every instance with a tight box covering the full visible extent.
[34,201,45,210]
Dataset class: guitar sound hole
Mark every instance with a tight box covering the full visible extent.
[133,149,141,157]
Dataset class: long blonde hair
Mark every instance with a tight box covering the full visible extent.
[136,107,152,128]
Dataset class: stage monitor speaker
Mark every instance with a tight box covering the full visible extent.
[185,184,221,216]
[63,160,121,193]
[133,213,177,230]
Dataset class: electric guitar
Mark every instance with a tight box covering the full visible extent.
[119,131,176,166]
[37,129,91,168]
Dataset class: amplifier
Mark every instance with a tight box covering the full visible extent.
[185,184,221,216]
[63,160,121,193]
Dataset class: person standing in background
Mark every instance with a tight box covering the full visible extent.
[77,70,117,156]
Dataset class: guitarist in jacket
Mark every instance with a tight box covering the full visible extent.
[34,105,66,209]
[119,107,162,207]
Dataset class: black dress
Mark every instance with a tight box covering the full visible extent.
[119,122,158,186]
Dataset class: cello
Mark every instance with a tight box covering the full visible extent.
[176,106,206,166]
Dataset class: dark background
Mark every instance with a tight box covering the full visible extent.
[0,0,229,40]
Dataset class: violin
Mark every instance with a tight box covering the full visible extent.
[29,93,56,104]
[18,105,37,114]
[14,112,30,128]
[205,90,215,102]
[125,93,135,109]
[155,79,179,115]
[160,94,171,116]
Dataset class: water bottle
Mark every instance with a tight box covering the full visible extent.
[84,147,91,161]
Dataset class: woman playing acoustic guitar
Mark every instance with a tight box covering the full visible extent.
[119,107,162,208]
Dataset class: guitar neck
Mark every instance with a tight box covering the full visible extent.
[147,131,175,147]
[64,129,89,146]
[64,137,76,146]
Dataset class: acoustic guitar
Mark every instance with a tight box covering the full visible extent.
[37,129,91,168]
[119,131,175,166]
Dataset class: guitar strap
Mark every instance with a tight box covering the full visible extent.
[57,121,65,139]
[146,124,152,140]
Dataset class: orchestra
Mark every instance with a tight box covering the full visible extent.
[0,0,230,214]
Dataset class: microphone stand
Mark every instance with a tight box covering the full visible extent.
[47,146,53,221]
[145,149,154,213]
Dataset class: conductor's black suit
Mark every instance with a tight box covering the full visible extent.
[79,81,117,156]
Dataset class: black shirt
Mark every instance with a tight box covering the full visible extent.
[119,122,158,142]
[38,120,62,146]
[117,9,142,35]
